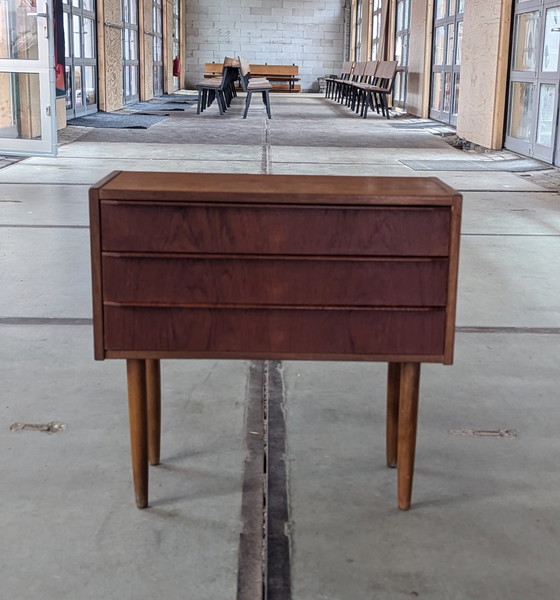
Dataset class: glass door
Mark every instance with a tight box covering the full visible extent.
[430,0,464,125]
[0,0,57,156]
[506,0,560,164]
[63,0,98,119]
[152,0,162,96]
[122,0,139,104]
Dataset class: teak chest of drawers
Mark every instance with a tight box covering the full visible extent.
[89,171,462,510]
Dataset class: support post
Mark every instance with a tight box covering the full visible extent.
[127,359,148,508]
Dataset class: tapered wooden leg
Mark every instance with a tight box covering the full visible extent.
[146,359,161,466]
[386,362,402,468]
[127,359,148,509]
[397,362,421,511]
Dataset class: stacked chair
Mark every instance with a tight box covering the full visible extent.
[195,56,273,119]
[325,60,398,119]
[195,57,240,115]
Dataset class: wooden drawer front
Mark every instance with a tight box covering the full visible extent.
[100,203,451,256]
[102,255,449,307]
[104,306,446,358]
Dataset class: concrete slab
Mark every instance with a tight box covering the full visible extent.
[0,158,262,184]
[0,185,89,226]
[283,332,560,599]
[57,142,262,162]
[271,145,467,164]
[461,191,560,235]
[0,325,247,600]
[457,235,560,327]
[1,227,92,318]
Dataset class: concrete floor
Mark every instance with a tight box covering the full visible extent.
[1,94,560,599]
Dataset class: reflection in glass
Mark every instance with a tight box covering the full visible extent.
[434,27,445,65]
[512,11,539,71]
[74,65,83,106]
[542,8,560,72]
[536,84,555,146]
[0,2,39,60]
[435,0,446,20]
[507,81,535,140]
[65,66,73,108]
[455,22,463,65]
[83,18,95,58]
[443,72,452,112]
[431,72,443,111]
[446,23,455,65]
[63,12,71,57]
[0,72,42,139]
[457,0,464,13]
[448,0,455,17]
[453,73,460,114]
[73,15,81,58]
[84,66,96,105]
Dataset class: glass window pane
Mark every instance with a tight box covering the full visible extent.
[0,72,42,139]
[84,66,96,105]
[129,29,137,60]
[63,12,71,57]
[536,83,555,146]
[457,0,464,13]
[0,5,39,60]
[74,66,83,106]
[543,8,560,72]
[446,24,455,65]
[443,72,452,112]
[432,72,443,111]
[65,66,73,108]
[453,72,460,115]
[435,0,446,20]
[448,0,455,17]
[455,22,463,65]
[73,15,81,58]
[83,0,94,11]
[83,18,95,58]
[130,66,138,96]
[434,27,445,65]
[512,11,539,71]
[397,1,404,31]
[507,81,535,140]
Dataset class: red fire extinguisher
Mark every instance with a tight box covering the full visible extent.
[173,56,181,77]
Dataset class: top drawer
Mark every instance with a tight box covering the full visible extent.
[100,202,451,256]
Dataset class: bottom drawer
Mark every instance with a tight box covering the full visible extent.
[103,306,446,360]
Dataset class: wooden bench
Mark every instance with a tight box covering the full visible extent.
[89,172,462,511]
[204,62,300,92]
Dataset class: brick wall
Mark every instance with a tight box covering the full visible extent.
[185,0,346,92]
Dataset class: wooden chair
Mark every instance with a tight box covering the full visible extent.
[325,61,353,99]
[238,57,272,119]
[362,60,398,119]
[352,60,379,115]
[195,57,239,115]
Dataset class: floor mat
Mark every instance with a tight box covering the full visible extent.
[391,121,453,130]
[67,112,166,129]
[400,158,550,172]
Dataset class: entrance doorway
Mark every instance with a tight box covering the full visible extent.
[122,0,139,104]
[505,0,560,164]
[62,0,98,119]
[0,0,57,155]
[430,0,464,125]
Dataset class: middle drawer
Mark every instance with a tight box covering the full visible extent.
[102,254,448,307]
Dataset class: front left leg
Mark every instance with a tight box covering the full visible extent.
[127,359,148,508]
[397,362,421,510]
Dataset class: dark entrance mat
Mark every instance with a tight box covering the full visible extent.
[400,158,550,172]
[67,112,166,129]
[390,121,451,129]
